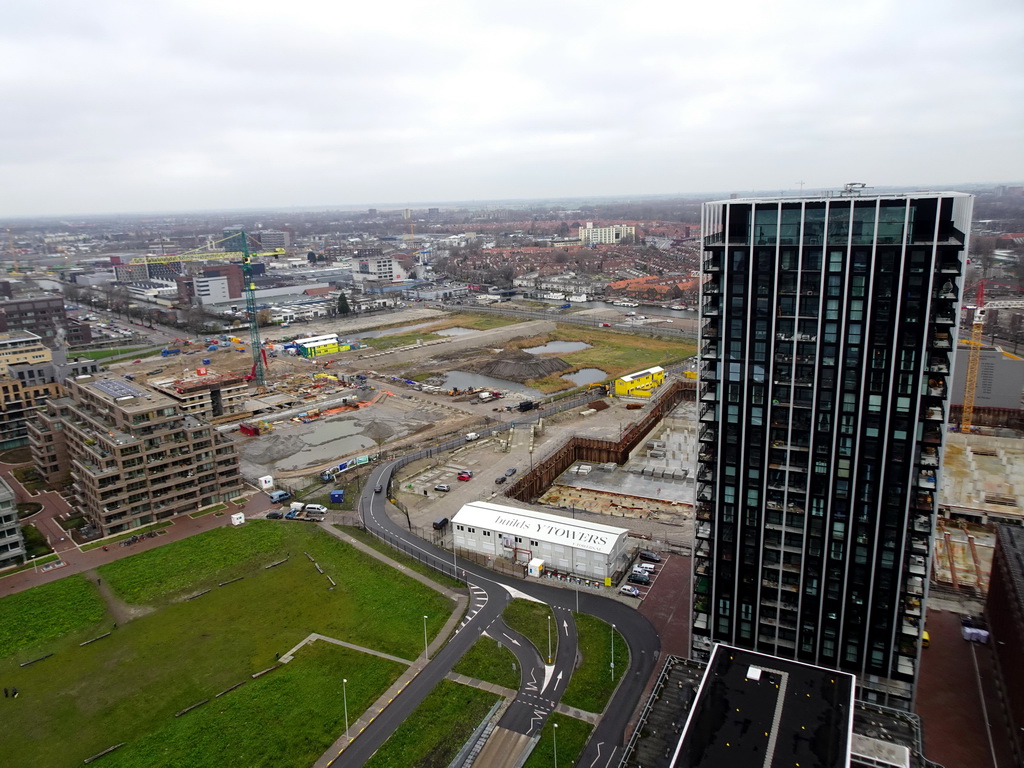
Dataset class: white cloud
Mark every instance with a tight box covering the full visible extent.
[1,0,1022,215]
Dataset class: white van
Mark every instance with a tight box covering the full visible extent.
[465,432,480,441]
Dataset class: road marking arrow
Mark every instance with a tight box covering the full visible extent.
[503,633,521,647]
[562,619,569,636]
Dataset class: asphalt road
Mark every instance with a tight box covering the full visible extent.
[344,395,661,767]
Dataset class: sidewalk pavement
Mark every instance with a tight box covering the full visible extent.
[916,607,1016,768]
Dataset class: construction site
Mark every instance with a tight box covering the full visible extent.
[102,235,1024,609]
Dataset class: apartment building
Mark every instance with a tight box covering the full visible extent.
[150,370,249,422]
[578,222,635,245]
[30,375,242,535]
[694,191,973,708]
[0,296,67,348]
[0,332,58,450]
[0,477,26,570]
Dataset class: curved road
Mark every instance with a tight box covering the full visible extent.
[340,397,662,768]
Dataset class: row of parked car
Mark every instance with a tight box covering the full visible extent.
[267,503,328,522]
[433,467,517,492]
[620,550,663,597]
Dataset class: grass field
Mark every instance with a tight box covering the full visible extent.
[521,713,593,768]
[503,599,557,662]
[452,636,521,689]
[1,522,455,766]
[561,614,628,713]
[75,347,149,360]
[101,643,404,768]
[362,680,499,768]
[516,326,696,392]
[338,525,462,590]
[0,575,107,658]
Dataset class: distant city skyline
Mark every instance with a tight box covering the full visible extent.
[3,0,1022,218]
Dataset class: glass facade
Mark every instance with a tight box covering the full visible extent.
[694,192,973,707]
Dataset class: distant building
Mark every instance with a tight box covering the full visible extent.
[0,477,26,570]
[0,295,68,349]
[258,230,290,249]
[579,223,635,245]
[29,375,243,535]
[222,228,247,252]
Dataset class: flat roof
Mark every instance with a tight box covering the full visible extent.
[452,500,628,555]
[671,644,855,768]
[79,376,177,411]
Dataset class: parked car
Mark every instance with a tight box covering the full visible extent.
[304,504,328,514]
[434,484,451,492]
[504,468,517,477]
[638,550,662,562]
[457,471,473,481]
[266,511,283,520]
[494,476,507,485]
[600,322,612,327]
[432,517,450,530]
[627,572,650,585]
[285,510,298,519]
[619,585,641,597]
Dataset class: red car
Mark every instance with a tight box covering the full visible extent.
[457,471,473,481]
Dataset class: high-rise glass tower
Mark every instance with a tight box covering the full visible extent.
[692,190,973,707]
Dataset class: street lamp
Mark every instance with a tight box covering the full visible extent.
[553,722,559,768]
[547,614,552,664]
[423,615,430,661]
[611,624,616,680]
[342,678,350,741]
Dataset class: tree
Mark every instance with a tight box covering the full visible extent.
[307,251,317,263]
[256,309,273,327]
[337,291,351,315]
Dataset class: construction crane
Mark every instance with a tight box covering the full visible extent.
[128,247,285,265]
[960,281,1024,433]
[239,233,269,388]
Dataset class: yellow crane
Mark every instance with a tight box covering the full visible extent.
[129,246,285,265]
[960,281,1024,432]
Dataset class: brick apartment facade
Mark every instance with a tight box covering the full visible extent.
[29,375,243,535]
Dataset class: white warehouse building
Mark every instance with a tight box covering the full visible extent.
[452,501,630,581]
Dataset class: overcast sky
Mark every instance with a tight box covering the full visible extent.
[3,0,1023,217]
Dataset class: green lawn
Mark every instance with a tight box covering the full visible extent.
[452,636,521,689]
[520,326,696,392]
[561,614,628,713]
[1,522,454,766]
[338,525,462,590]
[0,575,107,658]
[74,347,149,360]
[362,680,499,768]
[503,599,557,663]
[521,713,593,768]
[101,643,404,768]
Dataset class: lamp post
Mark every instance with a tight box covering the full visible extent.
[547,614,552,664]
[423,615,429,661]
[611,624,616,680]
[553,722,559,768]
[342,678,350,740]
